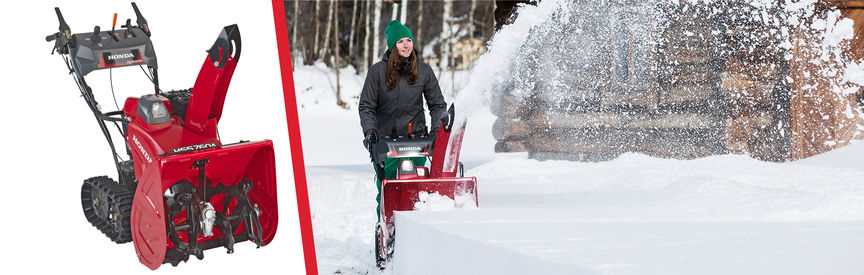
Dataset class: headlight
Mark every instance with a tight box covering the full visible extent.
[400,159,415,172]
[136,94,171,124]
[151,102,168,119]
[397,159,417,175]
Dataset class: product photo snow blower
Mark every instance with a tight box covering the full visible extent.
[46,3,278,269]
[369,104,478,268]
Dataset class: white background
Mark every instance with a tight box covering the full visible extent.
[0,1,306,273]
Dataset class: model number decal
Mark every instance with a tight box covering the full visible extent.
[172,143,218,153]
[132,135,153,163]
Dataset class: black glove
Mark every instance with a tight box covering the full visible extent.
[363,129,379,152]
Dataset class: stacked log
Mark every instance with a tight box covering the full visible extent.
[491,1,864,162]
[714,3,789,162]
[491,1,796,161]
[492,3,726,160]
[491,93,534,153]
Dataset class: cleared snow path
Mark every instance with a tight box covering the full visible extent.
[389,148,864,275]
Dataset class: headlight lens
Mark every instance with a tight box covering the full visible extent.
[400,159,415,172]
[151,102,168,119]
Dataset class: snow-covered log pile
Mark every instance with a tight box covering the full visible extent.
[714,2,790,161]
[490,0,864,161]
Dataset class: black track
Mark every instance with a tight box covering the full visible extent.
[81,176,134,243]
[375,224,385,269]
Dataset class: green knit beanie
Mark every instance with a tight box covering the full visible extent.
[385,20,414,50]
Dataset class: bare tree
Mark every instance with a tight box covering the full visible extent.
[373,0,383,60]
[400,0,407,24]
[450,15,455,96]
[348,0,358,60]
[491,1,497,37]
[364,0,372,71]
[334,0,347,109]
[469,0,476,69]
[391,3,398,21]
[291,0,299,69]
[417,0,423,51]
[313,0,321,60]
[440,0,452,77]
[321,0,335,62]
[285,0,498,70]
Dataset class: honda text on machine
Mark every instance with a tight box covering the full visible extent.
[369,105,479,268]
[46,3,278,269]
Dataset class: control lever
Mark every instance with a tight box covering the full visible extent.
[110,13,120,41]
[131,2,150,37]
[121,18,136,38]
[91,26,102,43]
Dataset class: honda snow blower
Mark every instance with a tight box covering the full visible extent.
[370,105,478,268]
[46,3,277,269]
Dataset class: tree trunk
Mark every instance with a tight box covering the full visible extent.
[348,0,358,61]
[373,0,383,61]
[364,0,372,72]
[400,0,408,24]
[321,0,334,63]
[417,0,423,53]
[469,0,476,69]
[292,0,299,69]
[391,3,398,21]
[335,0,346,109]
[448,0,455,96]
[440,0,452,77]
[491,0,497,36]
[313,0,321,61]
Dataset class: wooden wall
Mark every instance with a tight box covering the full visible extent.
[787,2,864,160]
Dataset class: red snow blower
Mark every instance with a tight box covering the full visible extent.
[46,3,277,269]
[370,105,478,268]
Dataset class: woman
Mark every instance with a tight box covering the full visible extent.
[358,20,446,267]
[359,20,446,142]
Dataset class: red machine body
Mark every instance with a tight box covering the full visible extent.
[376,108,478,266]
[48,4,277,270]
[120,26,276,270]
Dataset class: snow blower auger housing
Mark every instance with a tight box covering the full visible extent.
[47,3,278,270]
[371,104,478,268]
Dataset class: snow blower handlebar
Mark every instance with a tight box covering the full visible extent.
[131,2,150,37]
[368,104,456,165]
[46,3,159,193]
[46,8,72,54]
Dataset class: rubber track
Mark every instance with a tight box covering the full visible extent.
[81,176,134,244]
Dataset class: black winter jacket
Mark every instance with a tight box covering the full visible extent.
[359,49,447,138]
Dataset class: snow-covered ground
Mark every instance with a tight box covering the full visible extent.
[302,110,864,275]
[297,62,864,274]
[298,1,864,274]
